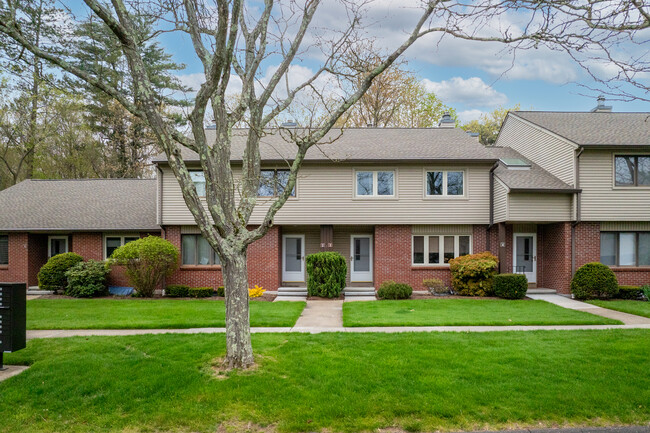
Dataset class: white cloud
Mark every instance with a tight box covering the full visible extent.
[457,109,485,123]
[422,77,508,107]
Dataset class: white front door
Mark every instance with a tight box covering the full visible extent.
[350,235,373,282]
[282,235,305,283]
[513,233,537,283]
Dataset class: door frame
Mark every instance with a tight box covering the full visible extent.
[47,235,69,258]
[512,232,537,283]
[282,234,305,283]
[350,234,373,283]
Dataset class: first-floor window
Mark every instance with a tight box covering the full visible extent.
[413,234,471,265]
[0,235,8,265]
[48,236,68,258]
[182,234,221,265]
[105,235,140,258]
[600,231,650,267]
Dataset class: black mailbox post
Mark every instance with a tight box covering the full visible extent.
[0,283,26,370]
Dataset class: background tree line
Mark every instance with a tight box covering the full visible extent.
[0,1,515,191]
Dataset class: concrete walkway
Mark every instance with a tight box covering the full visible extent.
[528,294,650,325]
[0,365,30,382]
[293,300,343,328]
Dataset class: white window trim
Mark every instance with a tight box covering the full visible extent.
[104,234,140,259]
[257,168,298,198]
[354,169,397,198]
[412,234,472,266]
[180,234,222,266]
[48,236,69,258]
[423,169,467,198]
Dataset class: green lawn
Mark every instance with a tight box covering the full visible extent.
[588,300,650,318]
[343,298,621,326]
[27,298,305,329]
[2,330,649,432]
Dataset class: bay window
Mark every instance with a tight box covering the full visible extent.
[600,231,650,267]
[413,234,471,265]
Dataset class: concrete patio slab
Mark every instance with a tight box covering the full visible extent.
[0,365,29,382]
[528,294,650,325]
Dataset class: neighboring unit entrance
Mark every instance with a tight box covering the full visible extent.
[282,235,305,283]
[513,233,537,284]
[350,235,373,283]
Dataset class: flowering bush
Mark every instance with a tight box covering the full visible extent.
[248,285,265,298]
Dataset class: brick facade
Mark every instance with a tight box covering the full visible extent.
[539,222,573,294]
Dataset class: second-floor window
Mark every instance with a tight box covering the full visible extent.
[413,234,471,265]
[615,155,650,187]
[356,170,395,197]
[0,234,8,265]
[426,170,465,196]
[258,169,295,197]
[182,234,221,266]
[601,231,650,267]
[190,171,206,196]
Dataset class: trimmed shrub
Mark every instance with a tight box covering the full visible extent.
[306,252,347,298]
[570,262,619,300]
[166,284,190,297]
[642,285,650,301]
[216,286,225,297]
[617,285,643,300]
[377,280,412,300]
[64,260,110,298]
[449,252,498,297]
[108,236,179,297]
[38,252,84,293]
[422,278,449,296]
[189,287,213,298]
[494,273,528,299]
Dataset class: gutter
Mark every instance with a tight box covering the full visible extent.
[571,146,585,277]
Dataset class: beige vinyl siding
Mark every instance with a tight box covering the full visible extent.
[160,163,492,225]
[580,149,650,221]
[412,225,472,235]
[499,115,576,185]
[508,193,572,222]
[601,222,650,231]
[493,179,508,223]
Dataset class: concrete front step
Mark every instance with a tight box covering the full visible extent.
[344,287,376,297]
[526,288,557,295]
[27,287,54,295]
[277,287,308,296]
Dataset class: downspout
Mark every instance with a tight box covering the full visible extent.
[487,161,499,252]
[571,147,584,277]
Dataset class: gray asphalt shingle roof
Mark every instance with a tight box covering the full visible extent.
[153,127,505,163]
[0,179,159,231]
[512,111,650,146]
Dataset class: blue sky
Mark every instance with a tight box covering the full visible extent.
[70,0,650,123]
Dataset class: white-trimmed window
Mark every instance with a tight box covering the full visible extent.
[0,234,8,265]
[105,235,139,259]
[182,234,221,266]
[190,171,206,196]
[355,170,395,197]
[258,169,295,197]
[48,236,69,258]
[412,234,471,265]
[426,170,465,196]
[614,155,650,187]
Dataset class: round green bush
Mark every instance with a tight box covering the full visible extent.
[306,252,347,298]
[38,252,84,293]
[449,252,498,297]
[65,260,110,298]
[571,262,619,300]
[494,273,528,299]
[377,280,413,300]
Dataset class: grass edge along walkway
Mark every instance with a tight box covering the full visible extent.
[342,298,622,327]
[587,299,650,319]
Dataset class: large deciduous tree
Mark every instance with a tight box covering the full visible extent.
[0,0,647,368]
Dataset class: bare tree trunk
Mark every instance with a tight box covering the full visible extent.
[222,251,254,369]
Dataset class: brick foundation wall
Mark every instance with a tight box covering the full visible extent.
[539,222,572,294]
[0,233,29,284]
[375,225,492,291]
[164,225,281,291]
